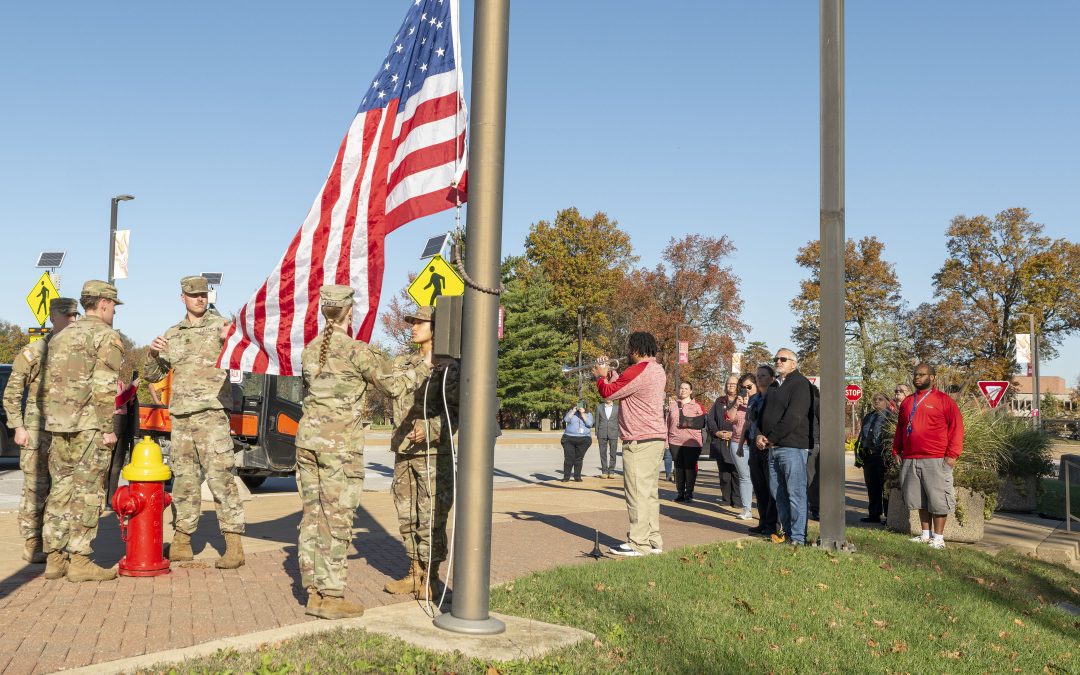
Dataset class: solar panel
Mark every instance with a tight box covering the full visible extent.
[36,252,66,268]
[201,273,223,285]
[420,234,450,259]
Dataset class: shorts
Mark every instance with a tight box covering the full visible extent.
[899,457,956,515]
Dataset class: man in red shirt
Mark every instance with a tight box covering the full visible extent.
[891,363,964,550]
[593,332,667,557]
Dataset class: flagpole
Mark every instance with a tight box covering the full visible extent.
[818,0,850,552]
[433,0,510,635]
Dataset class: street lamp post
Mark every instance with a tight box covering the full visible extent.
[674,323,691,393]
[576,305,585,399]
[108,194,135,284]
[1019,312,1041,427]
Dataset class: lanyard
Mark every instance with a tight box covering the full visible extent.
[906,390,929,435]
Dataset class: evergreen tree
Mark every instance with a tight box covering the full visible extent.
[497,270,575,426]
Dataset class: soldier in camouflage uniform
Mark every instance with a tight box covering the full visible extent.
[2,297,79,564]
[41,281,125,582]
[141,275,245,569]
[382,305,459,602]
[295,285,428,620]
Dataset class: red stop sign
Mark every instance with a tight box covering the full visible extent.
[845,383,863,402]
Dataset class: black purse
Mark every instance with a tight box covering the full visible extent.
[677,402,706,430]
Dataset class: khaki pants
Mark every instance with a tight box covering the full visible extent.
[621,439,665,553]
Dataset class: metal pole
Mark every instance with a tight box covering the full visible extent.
[577,305,584,399]
[1032,314,1041,429]
[433,0,509,636]
[674,324,681,393]
[108,198,119,285]
[818,0,849,552]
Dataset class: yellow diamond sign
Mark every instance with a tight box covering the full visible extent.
[407,254,464,307]
[25,271,60,327]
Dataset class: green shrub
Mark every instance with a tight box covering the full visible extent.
[997,420,1055,479]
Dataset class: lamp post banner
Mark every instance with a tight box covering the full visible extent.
[113,229,130,280]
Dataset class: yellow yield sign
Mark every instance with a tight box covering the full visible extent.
[407,254,464,307]
[25,271,59,327]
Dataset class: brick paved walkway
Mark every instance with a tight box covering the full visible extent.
[0,473,749,674]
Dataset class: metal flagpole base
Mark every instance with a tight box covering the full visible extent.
[433,613,506,635]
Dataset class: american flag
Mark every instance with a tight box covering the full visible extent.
[218,0,467,375]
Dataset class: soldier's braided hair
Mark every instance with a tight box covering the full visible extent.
[315,304,352,377]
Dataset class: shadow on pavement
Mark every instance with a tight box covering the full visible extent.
[505,510,626,553]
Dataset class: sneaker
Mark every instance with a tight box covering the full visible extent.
[770,533,786,544]
[609,547,644,557]
[928,538,946,550]
[614,542,662,555]
[747,525,765,535]
[910,535,931,544]
[737,510,753,521]
[573,477,583,482]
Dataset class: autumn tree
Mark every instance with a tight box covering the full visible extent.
[523,207,637,356]
[379,272,420,354]
[0,319,29,363]
[921,208,1080,381]
[611,235,747,399]
[790,236,904,384]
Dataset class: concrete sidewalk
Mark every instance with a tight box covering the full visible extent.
[0,457,1073,674]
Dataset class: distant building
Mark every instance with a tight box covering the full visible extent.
[1008,375,1076,415]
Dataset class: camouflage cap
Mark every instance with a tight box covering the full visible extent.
[320,285,354,307]
[404,305,434,323]
[49,297,79,315]
[81,279,123,305]
[180,275,210,294]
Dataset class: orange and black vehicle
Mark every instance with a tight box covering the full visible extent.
[137,371,302,488]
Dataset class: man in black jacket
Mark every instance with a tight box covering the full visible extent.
[755,348,814,545]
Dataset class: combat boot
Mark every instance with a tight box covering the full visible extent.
[383,559,422,595]
[415,562,444,602]
[216,532,245,569]
[22,537,46,564]
[43,551,68,580]
[168,531,194,562]
[304,587,323,617]
[66,553,117,582]
[311,594,365,620]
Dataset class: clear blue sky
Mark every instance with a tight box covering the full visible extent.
[1,1,1077,386]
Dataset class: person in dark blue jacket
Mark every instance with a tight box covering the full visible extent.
[857,393,890,523]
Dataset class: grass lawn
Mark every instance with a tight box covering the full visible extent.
[150,529,1079,674]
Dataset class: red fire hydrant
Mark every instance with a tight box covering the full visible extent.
[112,436,173,577]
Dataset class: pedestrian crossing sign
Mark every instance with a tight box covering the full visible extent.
[25,271,59,327]
[407,254,464,307]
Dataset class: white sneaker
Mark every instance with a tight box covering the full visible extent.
[737,510,753,521]
[929,538,946,550]
[614,542,662,555]
[609,547,644,557]
[910,535,930,544]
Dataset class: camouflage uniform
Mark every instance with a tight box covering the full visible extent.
[43,313,125,556]
[3,337,53,541]
[141,297,244,537]
[386,355,459,565]
[295,288,425,598]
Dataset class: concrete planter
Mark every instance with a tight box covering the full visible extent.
[886,487,986,543]
[995,476,1038,513]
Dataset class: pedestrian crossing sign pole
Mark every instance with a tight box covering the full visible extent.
[407,254,464,307]
[25,271,59,327]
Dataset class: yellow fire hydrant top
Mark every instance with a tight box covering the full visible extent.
[121,435,173,482]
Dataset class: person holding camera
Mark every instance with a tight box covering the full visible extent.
[666,381,705,502]
[560,400,594,482]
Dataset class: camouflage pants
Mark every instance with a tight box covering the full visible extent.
[43,430,111,555]
[296,447,364,597]
[392,450,453,563]
[19,430,52,540]
[171,410,245,535]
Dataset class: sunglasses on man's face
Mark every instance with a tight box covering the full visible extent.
[774,356,792,363]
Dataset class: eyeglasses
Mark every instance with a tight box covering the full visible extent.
[773,356,792,363]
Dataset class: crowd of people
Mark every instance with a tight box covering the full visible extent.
[566,332,965,553]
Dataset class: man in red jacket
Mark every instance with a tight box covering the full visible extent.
[892,363,964,550]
